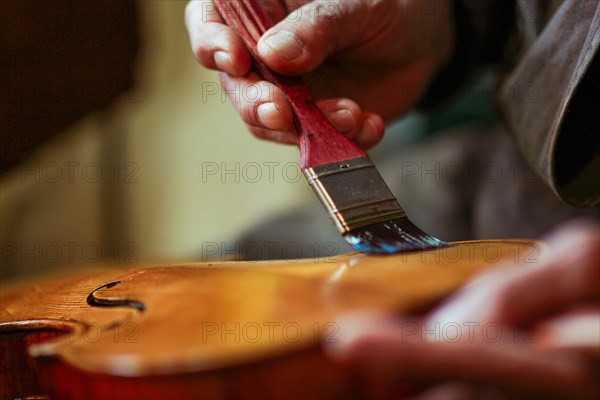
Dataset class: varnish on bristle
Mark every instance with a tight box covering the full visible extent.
[304,157,448,254]
[344,217,449,254]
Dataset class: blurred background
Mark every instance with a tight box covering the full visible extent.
[1,0,494,282]
[1,0,308,281]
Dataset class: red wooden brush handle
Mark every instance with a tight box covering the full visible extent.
[213,0,367,169]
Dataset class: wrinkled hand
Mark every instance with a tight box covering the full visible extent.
[185,0,454,148]
[327,219,600,399]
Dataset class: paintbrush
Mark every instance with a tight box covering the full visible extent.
[214,0,448,254]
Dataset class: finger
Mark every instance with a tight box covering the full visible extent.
[220,72,294,131]
[317,98,363,139]
[428,219,600,329]
[221,77,382,147]
[534,306,600,354]
[256,0,363,75]
[326,313,598,400]
[317,99,385,146]
[185,0,251,76]
[355,112,385,150]
[246,125,298,145]
[488,219,600,325]
[316,100,384,149]
[244,97,375,147]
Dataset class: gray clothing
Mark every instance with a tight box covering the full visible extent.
[498,0,599,206]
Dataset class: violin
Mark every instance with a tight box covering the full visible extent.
[1,240,540,399]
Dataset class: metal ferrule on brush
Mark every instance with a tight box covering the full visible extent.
[303,157,407,234]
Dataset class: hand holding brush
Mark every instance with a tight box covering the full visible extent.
[186,0,453,253]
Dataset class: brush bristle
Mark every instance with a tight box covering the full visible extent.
[344,217,449,254]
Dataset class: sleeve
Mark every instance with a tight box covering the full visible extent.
[498,0,600,207]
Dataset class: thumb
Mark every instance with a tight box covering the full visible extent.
[256,0,349,75]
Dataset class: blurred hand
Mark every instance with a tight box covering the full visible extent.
[185,0,454,148]
[327,219,600,399]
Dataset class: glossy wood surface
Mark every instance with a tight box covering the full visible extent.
[1,240,541,399]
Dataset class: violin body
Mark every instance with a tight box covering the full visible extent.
[1,240,540,399]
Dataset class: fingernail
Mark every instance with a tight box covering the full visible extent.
[214,51,233,71]
[326,110,356,133]
[261,31,304,61]
[257,102,283,129]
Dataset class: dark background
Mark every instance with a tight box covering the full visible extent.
[1,0,139,172]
